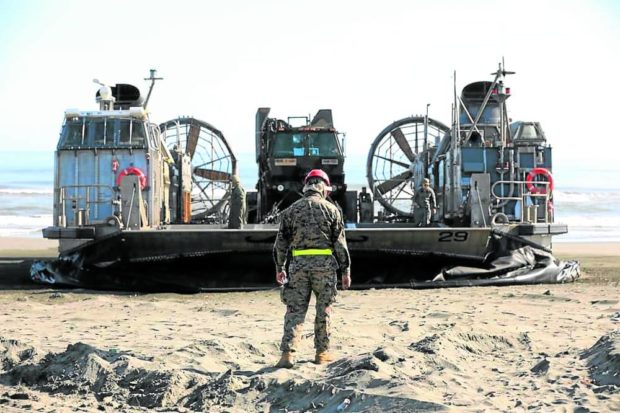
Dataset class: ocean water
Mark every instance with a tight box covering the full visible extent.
[1,150,619,242]
[0,151,54,237]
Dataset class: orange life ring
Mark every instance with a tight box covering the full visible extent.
[116,166,147,189]
[526,167,554,194]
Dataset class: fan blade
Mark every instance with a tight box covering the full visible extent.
[374,170,412,195]
[186,122,201,159]
[194,168,231,181]
[373,154,411,169]
[391,128,416,163]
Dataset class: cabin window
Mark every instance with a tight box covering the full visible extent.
[105,119,116,145]
[518,124,539,139]
[119,120,147,147]
[61,119,84,147]
[131,120,146,146]
[60,117,147,148]
[92,119,104,145]
[119,120,131,145]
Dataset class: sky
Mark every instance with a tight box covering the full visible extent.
[1,0,619,185]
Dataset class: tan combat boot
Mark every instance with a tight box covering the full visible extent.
[315,351,335,365]
[275,352,294,369]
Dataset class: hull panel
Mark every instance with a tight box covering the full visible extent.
[64,225,492,265]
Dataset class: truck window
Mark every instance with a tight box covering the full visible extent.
[271,132,339,157]
[309,132,339,156]
[273,133,304,157]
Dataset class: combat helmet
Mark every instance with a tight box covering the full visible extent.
[304,169,331,186]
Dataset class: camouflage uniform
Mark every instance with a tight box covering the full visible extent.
[273,184,350,354]
[228,177,247,229]
[413,184,436,227]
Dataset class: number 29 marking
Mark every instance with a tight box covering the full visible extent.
[438,231,469,242]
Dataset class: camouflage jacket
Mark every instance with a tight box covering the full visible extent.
[273,190,350,273]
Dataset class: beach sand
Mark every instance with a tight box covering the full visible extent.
[0,238,618,412]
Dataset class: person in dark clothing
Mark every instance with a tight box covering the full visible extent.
[228,175,247,229]
[413,178,436,227]
[273,169,351,368]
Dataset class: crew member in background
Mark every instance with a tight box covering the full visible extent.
[413,177,436,227]
[273,169,351,368]
[228,174,247,229]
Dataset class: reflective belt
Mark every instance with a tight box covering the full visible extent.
[292,248,333,257]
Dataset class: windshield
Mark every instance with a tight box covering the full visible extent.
[59,117,148,149]
[271,132,340,157]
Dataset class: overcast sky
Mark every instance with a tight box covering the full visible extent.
[1,0,619,181]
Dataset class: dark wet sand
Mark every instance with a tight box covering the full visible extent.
[1,237,620,288]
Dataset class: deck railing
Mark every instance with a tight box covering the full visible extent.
[490,180,552,224]
[56,184,115,226]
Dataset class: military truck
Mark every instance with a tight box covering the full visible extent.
[251,108,357,223]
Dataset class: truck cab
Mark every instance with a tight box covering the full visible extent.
[253,108,351,222]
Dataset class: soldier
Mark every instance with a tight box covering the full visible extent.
[228,174,247,229]
[273,169,351,368]
[413,178,436,227]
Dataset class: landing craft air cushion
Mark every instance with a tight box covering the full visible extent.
[34,65,578,290]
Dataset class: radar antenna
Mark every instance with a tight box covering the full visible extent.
[491,58,516,78]
[92,78,114,110]
[143,69,163,109]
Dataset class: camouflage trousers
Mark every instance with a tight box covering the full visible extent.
[279,256,338,353]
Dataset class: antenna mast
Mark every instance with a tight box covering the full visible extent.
[143,69,163,109]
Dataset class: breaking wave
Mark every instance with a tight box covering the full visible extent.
[0,215,53,237]
[0,155,619,242]
[0,187,53,196]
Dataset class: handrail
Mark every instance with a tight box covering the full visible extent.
[57,184,115,226]
[490,179,551,224]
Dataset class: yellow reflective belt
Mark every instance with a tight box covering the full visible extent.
[292,248,333,257]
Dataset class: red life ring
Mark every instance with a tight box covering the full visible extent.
[526,167,554,194]
[116,166,147,190]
